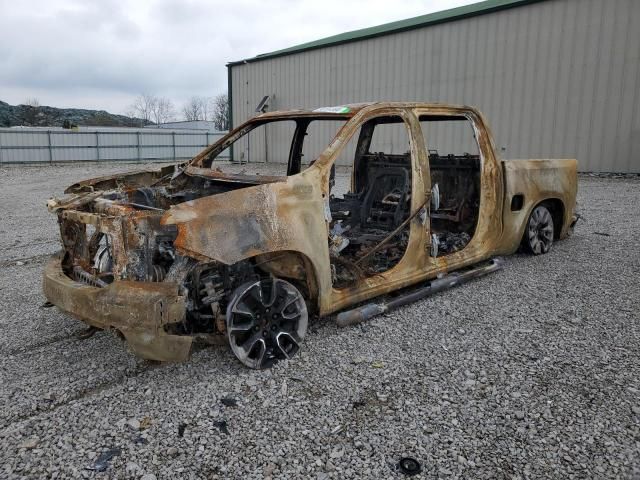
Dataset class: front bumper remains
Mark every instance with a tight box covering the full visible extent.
[42,254,192,362]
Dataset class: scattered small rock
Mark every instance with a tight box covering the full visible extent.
[330,425,343,434]
[125,461,142,476]
[139,416,152,430]
[330,447,344,459]
[86,448,121,472]
[166,447,178,457]
[126,418,141,431]
[353,399,367,409]
[19,438,39,449]
[263,463,276,477]
[214,420,229,435]
[221,397,238,407]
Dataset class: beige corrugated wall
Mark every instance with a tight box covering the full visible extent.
[230,0,640,173]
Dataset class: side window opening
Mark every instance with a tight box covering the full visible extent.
[327,116,413,288]
[301,120,347,168]
[420,115,481,256]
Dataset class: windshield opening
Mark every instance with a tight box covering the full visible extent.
[195,117,348,177]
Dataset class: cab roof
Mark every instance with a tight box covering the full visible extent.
[254,102,476,120]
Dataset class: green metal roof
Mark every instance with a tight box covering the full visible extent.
[228,0,546,66]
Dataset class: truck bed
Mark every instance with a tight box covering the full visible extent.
[498,158,578,255]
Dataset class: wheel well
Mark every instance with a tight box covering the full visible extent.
[539,198,564,240]
[252,250,320,311]
[181,252,320,336]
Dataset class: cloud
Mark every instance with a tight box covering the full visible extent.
[0,0,474,115]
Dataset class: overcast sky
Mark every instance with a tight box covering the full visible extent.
[0,0,476,116]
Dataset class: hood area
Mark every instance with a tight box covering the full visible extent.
[50,164,285,215]
[47,163,291,288]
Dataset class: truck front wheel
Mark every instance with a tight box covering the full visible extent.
[226,278,308,369]
[523,205,554,255]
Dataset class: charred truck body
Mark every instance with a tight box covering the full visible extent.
[43,103,578,368]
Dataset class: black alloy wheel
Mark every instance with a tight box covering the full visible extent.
[226,278,308,369]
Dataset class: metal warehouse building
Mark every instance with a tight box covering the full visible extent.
[227,0,640,173]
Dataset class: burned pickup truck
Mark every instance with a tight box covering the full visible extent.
[43,103,577,368]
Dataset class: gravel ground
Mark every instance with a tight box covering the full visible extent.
[0,162,638,479]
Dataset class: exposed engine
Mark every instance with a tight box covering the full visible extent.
[53,168,273,339]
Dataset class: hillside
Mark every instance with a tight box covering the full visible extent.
[0,101,151,128]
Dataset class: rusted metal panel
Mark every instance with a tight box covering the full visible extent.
[43,255,191,361]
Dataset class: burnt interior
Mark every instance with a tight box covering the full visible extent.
[327,115,482,288]
[423,115,481,257]
[327,117,413,288]
[429,152,480,255]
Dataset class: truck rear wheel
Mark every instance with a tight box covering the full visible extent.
[523,205,554,255]
[226,278,308,369]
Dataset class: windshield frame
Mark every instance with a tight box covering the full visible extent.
[188,112,354,172]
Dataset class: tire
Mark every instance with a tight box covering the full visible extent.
[226,278,308,369]
[523,204,554,255]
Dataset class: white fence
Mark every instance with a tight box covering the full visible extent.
[0,127,229,164]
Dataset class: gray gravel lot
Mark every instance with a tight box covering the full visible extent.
[0,162,639,479]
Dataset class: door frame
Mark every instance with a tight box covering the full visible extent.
[413,106,503,275]
[320,106,433,313]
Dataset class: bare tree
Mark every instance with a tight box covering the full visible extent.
[123,107,142,127]
[129,93,157,123]
[181,94,228,127]
[182,96,207,121]
[24,97,41,108]
[152,97,175,124]
[21,97,41,125]
[209,93,229,131]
